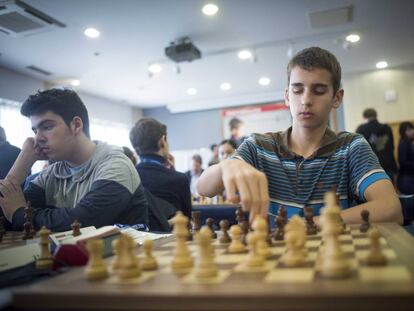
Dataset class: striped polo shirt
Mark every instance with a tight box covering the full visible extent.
[234,127,389,218]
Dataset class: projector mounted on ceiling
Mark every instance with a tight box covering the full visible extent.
[165,37,202,63]
[0,0,66,37]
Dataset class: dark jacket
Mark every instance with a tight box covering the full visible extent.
[0,141,21,179]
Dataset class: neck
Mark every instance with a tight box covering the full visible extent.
[290,124,327,158]
[66,136,96,167]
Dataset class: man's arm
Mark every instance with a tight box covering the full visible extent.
[198,159,269,221]
[340,179,402,224]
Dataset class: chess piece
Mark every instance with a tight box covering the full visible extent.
[194,226,218,279]
[219,219,231,243]
[85,239,109,280]
[304,207,317,235]
[280,215,307,267]
[228,225,246,253]
[206,218,217,239]
[243,231,265,268]
[235,206,244,225]
[171,212,194,271]
[240,220,249,245]
[71,219,81,236]
[360,209,371,233]
[23,202,35,240]
[111,238,121,271]
[116,234,141,279]
[141,239,158,270]
[252,215,272,259]
[36,226,53,270]
[366,228,387,266]
[273,206,287,241]
[192,211,202,233]
[319,191,351,278]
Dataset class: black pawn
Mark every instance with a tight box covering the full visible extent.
[273,206,287,241]
[360,209,371,233]
[206,218,217,239]
[304,207,317,235]
[219,219,231,243]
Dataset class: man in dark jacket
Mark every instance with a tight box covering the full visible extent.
[0,126,21,180]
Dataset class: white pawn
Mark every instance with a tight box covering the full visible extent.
[116,234,141,279]
[171,212,194,271]
[36,226,53,270]
[243,231,265,268]
[228,225,246,253]
[252,215,272,259]
[194,226,218,279]
[280,215,307,267]
[141,239,158,270]
[85,239,109,280]
[366,228,387,266]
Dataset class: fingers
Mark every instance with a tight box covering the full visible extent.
[258,172,269,218]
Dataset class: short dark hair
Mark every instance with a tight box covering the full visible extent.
[220,139,237,150]
[0,126,6,142]
[363,108,377,119]
[229,118,243,131]
[129,118,167,155]
[192,154,202,165]
[122,146,137,165]
[399,121,414,141]
[21,88,90,138]
[287,47,342,96]
[210,143,218,151]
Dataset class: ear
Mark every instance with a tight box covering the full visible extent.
[332,89,344,109]
[70,116,84,135]
[284,87,290,107]
[158,135,167,149]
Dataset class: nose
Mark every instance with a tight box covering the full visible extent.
[301,88,312,107]
[35,130,46,143]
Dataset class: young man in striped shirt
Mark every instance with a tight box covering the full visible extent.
[198,47,402,225]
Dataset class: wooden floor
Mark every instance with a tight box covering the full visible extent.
[11,223,414,311]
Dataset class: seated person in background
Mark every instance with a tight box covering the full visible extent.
[198,46,402,225]
[0,126,27,180]
[208,143,219,166]
[130,117,191,219]
[219,139,237,160]
[229,117,247,148]
[397,121,414,195]
[185,154,204,197]
[122,146,137,165]
[0,88,149,232]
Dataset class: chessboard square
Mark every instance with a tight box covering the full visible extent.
[355,249,397,261]
[162,241,176,248]
[182,270,230,284]
[215,253,247,264]
[341,244,355,253]
[265,268,314,283]
[271,246,286,256]
[306,240,322,248]
[353,237,387,247]
[234,261,276,272]
[359,266,412,282]
[306,251,319,262]
[339,234,352,241]
[155,255,173,266]
[152,250,170,257]
[107,271,157,284]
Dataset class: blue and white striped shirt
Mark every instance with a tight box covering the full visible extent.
[234,127,388,218]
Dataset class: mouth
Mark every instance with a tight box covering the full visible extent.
[299,111,314,117]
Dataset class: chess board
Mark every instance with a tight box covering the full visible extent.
[0,231,37,250]
[13,223,414,311]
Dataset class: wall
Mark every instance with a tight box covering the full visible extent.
[342,65,414,132]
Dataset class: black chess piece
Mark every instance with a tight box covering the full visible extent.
[272,206,287,241]
[206,218,217,239]
[71,219,81,236]
[22,203,35,240]
[235,206,244,225]
[192,211,202,233]
[304,207,317,235]
[219,219,231,243]
[360,209,371,233]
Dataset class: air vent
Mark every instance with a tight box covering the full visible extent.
[0,0,66,37]
[309,6,353,28]
[26,65,52,76]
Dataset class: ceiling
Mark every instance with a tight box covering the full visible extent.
[0,0,413,113]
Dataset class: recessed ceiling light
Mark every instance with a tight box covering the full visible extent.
[71,79,80,86]
[84,27,100,38]
[238,50,252,60]
[258,77,270,86]
[346,34,360,43]
[220,82,232,91]
[148,63,162,74]
[376,61,388,69]
[202,3,219,16]
[187,88,197,95]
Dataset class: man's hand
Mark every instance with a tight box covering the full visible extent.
[220,159,269,221]
[22,137,48,162]
[0,177,27,222]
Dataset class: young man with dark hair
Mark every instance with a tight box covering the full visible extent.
[219,139,237,160]
[0,88,149,231]
[0,126,22,180]
[208,144,219,167]
[130,117,191,219]
[185,154,204,197]
[229,117,247,148]
[198,47,402,225]
[356,108,397,182]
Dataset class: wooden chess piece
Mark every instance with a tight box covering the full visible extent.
[280,215,307,267]
[194,227,218,279]
[171,212,194,271]
[360,209,371,233]
[236,206,244,225]
[366,228,387,266]
[141,239,158,270]
[111,238,121,271]
[116,234,141,279]
[240,220,249,245]
[319,191,351,278]
[228,225,246,253]
[71,219,81,236]
[192,211,202,233]
[273,206,287,241]
[219,219,231,243]
[23,202,35,240]
[36,226,53,270]
[243,231,265,268]
[206,218,217,239]
[252,215,272,259]
[85,239,109,280]
[304,207,317,235]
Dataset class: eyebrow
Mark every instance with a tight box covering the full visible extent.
[32,119,55,132]
[290,83,329,88]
